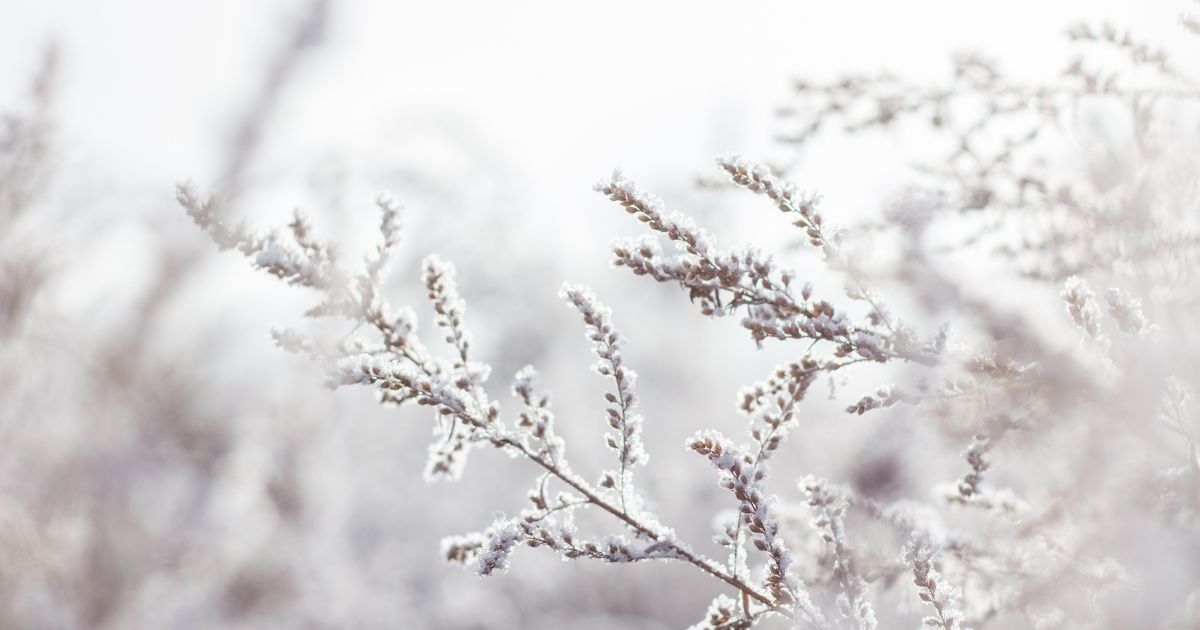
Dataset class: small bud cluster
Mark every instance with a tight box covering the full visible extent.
[1062,276,1103,340]
[845,385,906,415]
[476,516,523,576]
[956,433,991,500]
[718,155,827,249]
[902,531,970,630]
[512,366,564,462]
[740,360,822,465]
[596,170,715,258]
[689,594,751,630]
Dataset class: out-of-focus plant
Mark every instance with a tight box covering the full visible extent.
[0,46,55,338]
[774,16,1200,287]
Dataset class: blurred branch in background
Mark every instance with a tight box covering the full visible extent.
[0,45,56,336]
[218,0,329,209]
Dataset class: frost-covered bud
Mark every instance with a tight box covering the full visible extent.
[476,516,522,576]
[851,330,889,362]
[441,532,486,566]
[1062,276,1103,340]
[845,384,905,415]
[687,594,745,630]
[902,530,968,630]
[1103,287,1153,337]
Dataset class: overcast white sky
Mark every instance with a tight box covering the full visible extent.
[1,0,1193,300]
[3,1,1188,182]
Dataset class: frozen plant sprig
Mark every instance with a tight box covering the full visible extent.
[716,155,904,337]
[844,384,906,416]
[903,531,971,630]
[179,183,793,619]
[560,283,648,512]
[511,365,565,464]
[602,164,918,366]
[687,431,828,628]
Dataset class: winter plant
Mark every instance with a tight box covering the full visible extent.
[176,9,1200,630]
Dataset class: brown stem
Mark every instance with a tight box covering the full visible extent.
[500,435,778,609]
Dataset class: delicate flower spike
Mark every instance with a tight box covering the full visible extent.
[183,184,363,313]
[845,384,905,415]
[364,193,403,281]
[714,157,909,355]
[1062,276,1103,340]
[560,283,648,509]
[177,183,259,254]
[511,365,564,462]
[423,255,472,365]
[596,169,716,258]
[718,155,827,248]
[688,430,825,626]
[903,531,970,630]
[741,359,823,465]
[956,433,992,500]
[425,432,470,482]
[602,168,905,366]
[476,515,523,576]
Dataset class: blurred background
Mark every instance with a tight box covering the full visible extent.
[0,1,1196,628]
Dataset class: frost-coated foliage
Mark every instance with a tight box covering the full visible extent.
[170,6,1200,629]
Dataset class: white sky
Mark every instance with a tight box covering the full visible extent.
[3,0,1189,182]
[1,0,1194,310]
